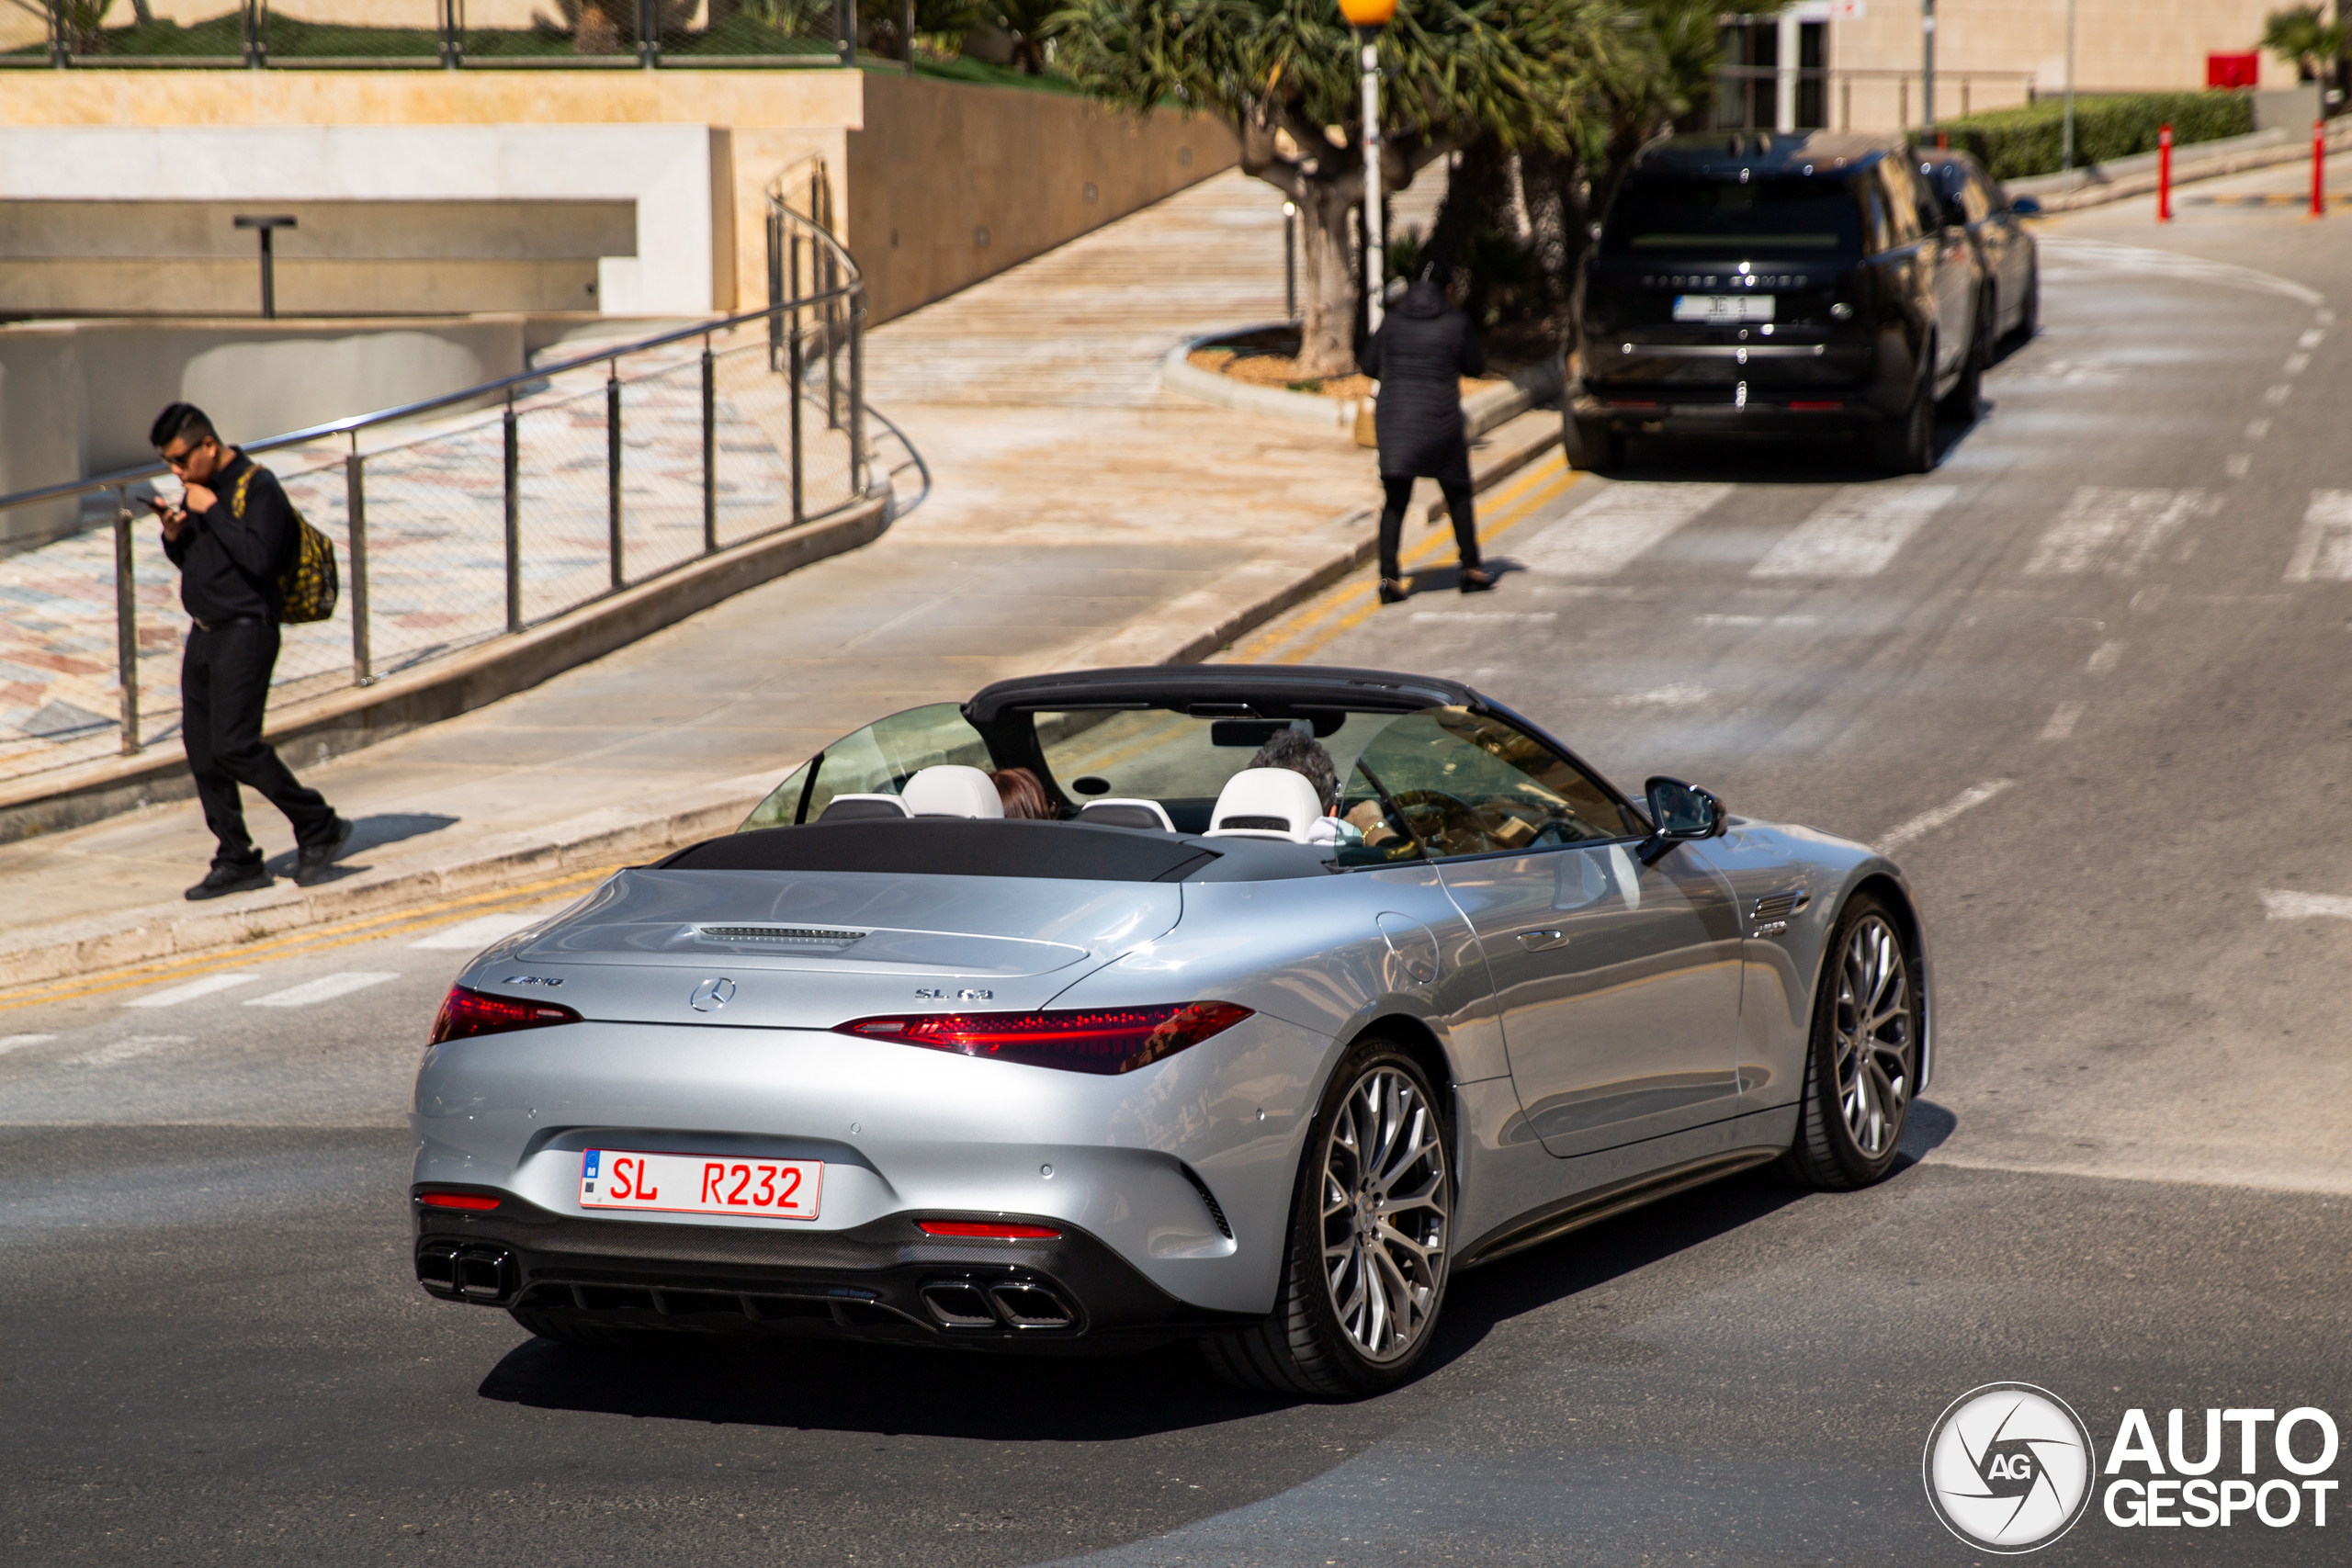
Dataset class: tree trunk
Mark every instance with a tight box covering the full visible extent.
[1295,181,1362,378]
[1426,140,1517,282]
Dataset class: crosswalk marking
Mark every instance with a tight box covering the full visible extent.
[1750,485,1959,579]
[409,911,549,952]
[1514,483,1732,578]
[2285,491,2352,581]
[0,1033,57,1055]
[2263,889,2352,919]
[244,972,399,1009]
[70,1034,191,1068]
[2027,488,2207,577]
[123,972,254,1010]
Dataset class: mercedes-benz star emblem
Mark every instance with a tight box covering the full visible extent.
[689,976,736,1012]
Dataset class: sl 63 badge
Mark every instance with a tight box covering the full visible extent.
[916,987,992,1002]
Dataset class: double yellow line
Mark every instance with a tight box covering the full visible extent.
[1229,449,1581,668]
[0,865,614,1013]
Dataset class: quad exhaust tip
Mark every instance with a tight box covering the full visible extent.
[920,1277,1077,1331]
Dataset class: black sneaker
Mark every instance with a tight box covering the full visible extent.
[186,861,271,901]
[292,816,356,888]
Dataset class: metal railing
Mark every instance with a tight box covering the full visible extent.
[0,194,874,787]
[8,1,859,70]
[1713,67,2040,131]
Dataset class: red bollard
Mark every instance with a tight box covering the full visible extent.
[2316,119,2328,219]
[2157,123,2172,222]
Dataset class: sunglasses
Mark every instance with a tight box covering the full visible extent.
[160,439,216,472]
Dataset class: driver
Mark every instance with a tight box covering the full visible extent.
[1247,728,1363,846]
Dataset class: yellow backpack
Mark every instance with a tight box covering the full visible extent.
[232,466,340,626]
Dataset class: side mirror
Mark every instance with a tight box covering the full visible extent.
[1641,775,1724,863]
[2007,195,2042,217]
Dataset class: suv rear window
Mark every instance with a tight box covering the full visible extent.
[1602,175,1863,257]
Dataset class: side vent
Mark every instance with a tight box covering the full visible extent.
[1750,890,1810,924]
[1180,1164,1234,1241]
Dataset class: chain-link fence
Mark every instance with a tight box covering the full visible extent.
[3,2,847,68]
[0,200,871,793]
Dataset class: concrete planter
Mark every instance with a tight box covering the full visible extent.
[1160,322,1564,443]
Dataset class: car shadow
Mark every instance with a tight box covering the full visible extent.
[1572,407,1989,486]
[472,1100,1962,1437]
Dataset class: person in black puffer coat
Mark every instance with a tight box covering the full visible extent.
[1362,274,1492,603]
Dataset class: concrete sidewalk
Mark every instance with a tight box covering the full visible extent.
[0,167,1560,994]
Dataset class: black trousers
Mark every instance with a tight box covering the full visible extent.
[181,620,336,865]
[1378,475,1480,583]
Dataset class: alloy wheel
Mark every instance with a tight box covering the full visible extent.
[1832,914,1915,1156]
[1318,1065,1449,1362]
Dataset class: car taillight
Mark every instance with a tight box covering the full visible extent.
[429,985,582,1044]
[917,1220,1061,1239]
[834,1001,1253,1076]
[415,1190,501,1212]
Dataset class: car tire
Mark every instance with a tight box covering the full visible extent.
[1781,894,1921,1191]
[1198,1036,1453,1398]
[1875,355,1936,475]
[1572,415,1626,470]
[2013,269,2038,344]
[1939,298,1987,422]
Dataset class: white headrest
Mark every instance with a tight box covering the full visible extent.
[900,764,1005,818]
[1205,768,1325,842]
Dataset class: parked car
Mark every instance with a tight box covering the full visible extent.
[410,664,1932,1397]
[1572,130,1984,473]
[1917,147,2041,346]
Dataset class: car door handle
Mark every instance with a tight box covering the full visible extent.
[1519,930,1569,952]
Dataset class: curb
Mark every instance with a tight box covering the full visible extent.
[2014,119,2352,213]
[0,493,890,848]
[0,417,1565,994]
[1159,324,1565,442]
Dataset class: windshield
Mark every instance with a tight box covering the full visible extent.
[1602,174,1863,256]
[740,702,1642,869]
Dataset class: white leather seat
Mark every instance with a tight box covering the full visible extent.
[1076,798,1176,832]
[1204,769,1324,842]
[818,793,913,823]
[901,764,1006,818]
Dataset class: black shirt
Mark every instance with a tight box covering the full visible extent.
[162,450,295,626]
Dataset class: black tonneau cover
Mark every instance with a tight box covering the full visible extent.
[663,819,1337,883]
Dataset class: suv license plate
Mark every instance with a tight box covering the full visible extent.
[1674,294,1775,322]
[580,1148,822,1220]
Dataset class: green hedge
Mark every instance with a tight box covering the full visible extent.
[1930,92,2256,181]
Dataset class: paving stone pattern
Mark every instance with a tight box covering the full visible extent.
[0,330,854,787]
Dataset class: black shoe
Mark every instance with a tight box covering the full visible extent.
[1378,578,1410,605]
[186,861,271,901]
[292,816,356,888]
[1459,569,1496,594]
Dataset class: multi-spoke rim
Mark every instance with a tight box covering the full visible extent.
[1832,914,1915,1157]
[1318,1065,1449,1362]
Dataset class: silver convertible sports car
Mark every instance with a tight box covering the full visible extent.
[411,665,1929,1395]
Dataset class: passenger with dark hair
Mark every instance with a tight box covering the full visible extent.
[990,766,1054,820]
[147,401,351,900]
[1247,728,1339,815]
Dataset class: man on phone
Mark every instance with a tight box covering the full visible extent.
[150,402,351,900]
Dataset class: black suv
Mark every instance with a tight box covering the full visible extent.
[1572,131,1984,473]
